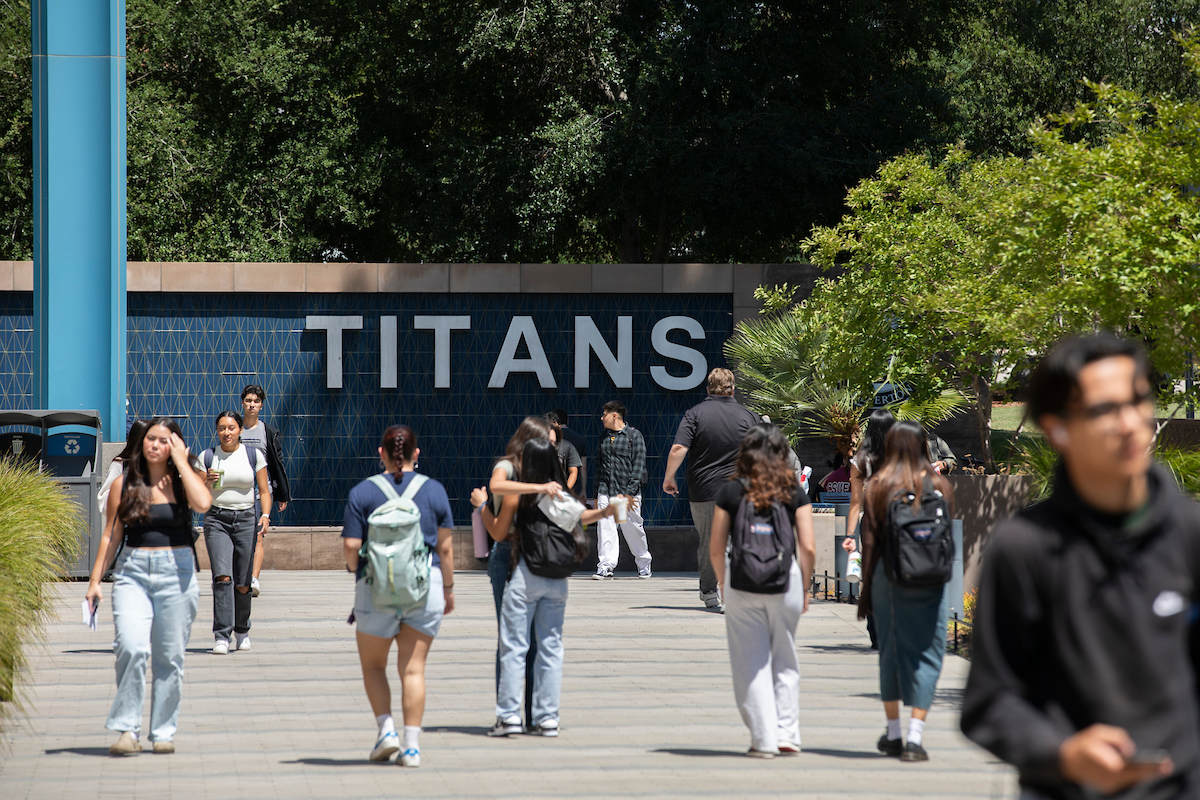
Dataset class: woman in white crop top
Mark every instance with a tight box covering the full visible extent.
[201,411,272,655]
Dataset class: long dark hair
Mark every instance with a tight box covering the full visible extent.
[501,415,553,476]
[733,424,797,509]
[118,417,188,524]
[114,419,151,463]
[866,421,954,525]
[381,425,417,466]
[858,408,896,476]
[514,438,587,563]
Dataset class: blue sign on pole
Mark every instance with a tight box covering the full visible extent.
[31,0,127,441]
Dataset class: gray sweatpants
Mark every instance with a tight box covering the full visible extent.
[690,501,718,595]
[203,507,256,641]
[723,559,805,752]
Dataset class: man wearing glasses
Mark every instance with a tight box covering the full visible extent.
[593,401,652,580]
[962,333,1200,799]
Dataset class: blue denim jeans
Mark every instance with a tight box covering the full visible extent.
[496,558,567,726]
[106,547,200,742]
[488,540,535,721]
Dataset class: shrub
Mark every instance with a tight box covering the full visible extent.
[0,458,83,732]
[1013,436,1200,503]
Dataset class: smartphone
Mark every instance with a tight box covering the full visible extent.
[1130,749,1171,766]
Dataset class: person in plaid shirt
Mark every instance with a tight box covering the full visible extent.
[593,400,653,579]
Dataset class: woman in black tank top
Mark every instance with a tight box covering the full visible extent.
[85,418,212,756]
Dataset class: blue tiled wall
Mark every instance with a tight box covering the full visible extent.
[0,292,732,526]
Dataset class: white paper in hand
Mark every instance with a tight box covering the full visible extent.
[537,491,586,531]
[82,599,97,631]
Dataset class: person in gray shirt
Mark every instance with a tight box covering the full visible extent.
[239,384,291,597]
[663,368,760,612]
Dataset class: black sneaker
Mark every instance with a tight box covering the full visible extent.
[901,741,929,762]
[877,733,903,758]
[487,717,523,737]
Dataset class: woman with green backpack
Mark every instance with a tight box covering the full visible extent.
[342,424,455,768]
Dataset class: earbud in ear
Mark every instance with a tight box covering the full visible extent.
[1051,425,1070,446]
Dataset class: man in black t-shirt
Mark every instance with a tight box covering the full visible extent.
[663,368,760,611]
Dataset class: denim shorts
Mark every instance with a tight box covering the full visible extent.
[354,567,445,639]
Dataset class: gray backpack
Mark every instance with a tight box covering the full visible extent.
[360,474,431,611]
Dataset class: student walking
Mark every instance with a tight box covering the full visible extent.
[200,411,272,655]
[709,424,815,757]
[663,368,760,611]
[594,401,652,579]
[487,438,619,737]
[475,415,563,727]
[85,418,212,756]
[342,425,454,768]
[857,420,955,762]
[238,384,291,597]
[962,334,1200,798]
[843,409,897,649]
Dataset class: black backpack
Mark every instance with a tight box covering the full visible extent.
[519,507,589,579]
[729,483,796,594]
[882,475,954,588]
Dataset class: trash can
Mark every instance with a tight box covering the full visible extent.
[0,410,102,577]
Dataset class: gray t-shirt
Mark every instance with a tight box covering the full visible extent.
[240,421,267,453]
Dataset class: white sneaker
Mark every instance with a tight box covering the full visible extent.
[638,569,652,579]
[251,577,261,597]
[592,568,613,580]
[487,716,523,737]
[398,748,420,767]
[369,731,399,762]
[233,634,251,651]
[211,640,229,655]
[528,719,559,737]
[701,591,725,612]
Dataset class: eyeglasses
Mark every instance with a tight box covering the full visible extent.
[1065,392,1154,429]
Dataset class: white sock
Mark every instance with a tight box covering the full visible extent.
[886,718,901,740]
[907,718,925,746]
[403,726,420,751]
[376,714,395,737]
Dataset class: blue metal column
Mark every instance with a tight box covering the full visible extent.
[31,0,126,442]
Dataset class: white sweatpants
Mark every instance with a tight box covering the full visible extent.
[723,559,804,752]
[596,494,652,573]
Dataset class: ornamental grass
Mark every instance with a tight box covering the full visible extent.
[0,457,83,734]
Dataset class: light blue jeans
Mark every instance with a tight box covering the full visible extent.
[106,547,200,742]
[496,558,567,726]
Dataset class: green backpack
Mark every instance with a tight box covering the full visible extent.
[360,474,431,612]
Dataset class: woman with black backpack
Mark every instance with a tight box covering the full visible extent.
[857,420,955,763]
[709,424,816,758]
[486,437,620,738]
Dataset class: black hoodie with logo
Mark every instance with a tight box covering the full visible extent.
[961,464,1200,800]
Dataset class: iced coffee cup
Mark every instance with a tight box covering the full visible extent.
[613,496,629,523]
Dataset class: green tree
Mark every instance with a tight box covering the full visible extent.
[0,0,30,260]
[799,37,1200,469]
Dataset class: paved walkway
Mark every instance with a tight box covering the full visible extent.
[1,571,1016,799]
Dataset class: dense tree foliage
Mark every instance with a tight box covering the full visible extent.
[1,0,1198,262]
[795,38,1200,468]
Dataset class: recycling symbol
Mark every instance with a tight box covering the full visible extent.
[64,437,80,455]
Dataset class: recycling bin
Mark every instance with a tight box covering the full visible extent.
[0,410,102,577]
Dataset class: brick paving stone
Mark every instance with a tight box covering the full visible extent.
[0,571,1016,799]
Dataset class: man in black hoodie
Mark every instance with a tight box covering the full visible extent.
[962,333,1200,799]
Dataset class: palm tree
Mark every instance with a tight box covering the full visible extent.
[725,311,968,451]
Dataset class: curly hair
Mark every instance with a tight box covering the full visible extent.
[733,424,797,509]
